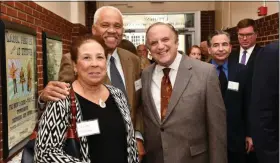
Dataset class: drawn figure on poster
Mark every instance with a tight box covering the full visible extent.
[20,67,26,92]
[9,62,18,94]
[27,61,32,92]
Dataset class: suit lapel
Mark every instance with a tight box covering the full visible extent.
[247,45,260,65]
[117,48,133,94]
[146,64,161,124]
[163,57,192,123]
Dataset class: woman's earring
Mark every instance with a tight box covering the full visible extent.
[74,71,77,76]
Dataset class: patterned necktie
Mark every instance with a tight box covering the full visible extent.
[161,68,172,121]
[110,56,127,97]
[241,50,247,65]
[218,65,228,98]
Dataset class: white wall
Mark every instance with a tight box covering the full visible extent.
[215,1,279,29]
[97,2,215,13]
[35,2,85,25]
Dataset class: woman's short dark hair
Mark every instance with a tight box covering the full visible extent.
[187,45,201,56]
[70,34,108,63]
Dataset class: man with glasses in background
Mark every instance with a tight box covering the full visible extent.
[231,18,262,163]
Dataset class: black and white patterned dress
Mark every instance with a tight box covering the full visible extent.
[34,85,139,163]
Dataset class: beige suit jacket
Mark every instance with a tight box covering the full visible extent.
[58,48,143,132]
[141,56,227,163]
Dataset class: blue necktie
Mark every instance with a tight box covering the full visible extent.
[241,50,247,65]
[110,56,127,97]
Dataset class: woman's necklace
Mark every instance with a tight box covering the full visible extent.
[98,98,106,108]
[75,80,106,108]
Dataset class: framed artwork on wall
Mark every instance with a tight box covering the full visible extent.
[42,32,63,86]
[0,20,38,159]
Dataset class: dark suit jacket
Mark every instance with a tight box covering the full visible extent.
[210,55,248,152]
[142,56,227,163]
[249,41,279,163]
[230,45,262,136]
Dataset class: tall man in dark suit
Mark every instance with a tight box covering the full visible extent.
[231,18,262,162]
[208,30,248,163]
[37,6,146,161]
[141,22,227,163]
[249,41,279,163]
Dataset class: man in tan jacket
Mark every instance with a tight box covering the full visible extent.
[38,6,145,161]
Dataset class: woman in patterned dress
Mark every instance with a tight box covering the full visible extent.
[35,35,139,163]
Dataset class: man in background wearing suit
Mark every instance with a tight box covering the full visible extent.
[141,22,227,163]
[38,6,145,161]
[208,30,249,163]
[231,18,262,162]
[249,41,279,163]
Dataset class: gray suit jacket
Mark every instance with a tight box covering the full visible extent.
[141,56,227,163]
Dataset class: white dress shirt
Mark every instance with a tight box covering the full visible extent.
[107,49,126,89]
[239,45,256,65]
[151,53,182,119]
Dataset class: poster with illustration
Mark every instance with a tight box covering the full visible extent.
[43,32,62,86]
[4,28,37,151]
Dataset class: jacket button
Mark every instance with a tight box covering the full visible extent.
[160,127,164,132]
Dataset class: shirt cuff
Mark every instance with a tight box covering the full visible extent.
[38,92,45,110]
[135,131,144,142]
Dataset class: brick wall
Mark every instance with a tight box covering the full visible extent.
[0,1,87,161]
[201,10,215,42]
[226,12,279,49]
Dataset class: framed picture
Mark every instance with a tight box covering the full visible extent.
[0,20,38,159]
[42,32,63,86]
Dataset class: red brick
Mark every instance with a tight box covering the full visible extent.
[21,21,29,27]
[24,6,33,15]
[29,1,37,9]
[15,2,25,11]
[39,12,46,21]
[261,36,267,41]
[36,4,43,13]
[274,35,279,39]
[18,11,27,21]
[27,15,34,24]
[11,18,21,25]
[267,25,273,31]
[38,78,43,85]
[3,1,15,7]
[268,35,274,40]
[272,13,279,19]
[7,7,17,18]
[33,10,40,18]
[271,29,278,35]
[37,39,42,45]
[42,7,48,15]
[29,24,36,30]
[1,14,12,21]
[264,31,271,35]
[21,1,29,6]
[265,15,272,21]
[34,18,41,26]
[1,5,7,14]
[37,46,42,53]
[257,37,262,41]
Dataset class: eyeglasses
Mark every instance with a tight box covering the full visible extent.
[238,33,255,39]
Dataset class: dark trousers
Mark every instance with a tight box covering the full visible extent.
[246,151,259,163]
[228,150,246,163]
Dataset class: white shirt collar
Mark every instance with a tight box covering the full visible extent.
[155,53,182,73]
[240,44,256,55]
[107,48,118,65]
